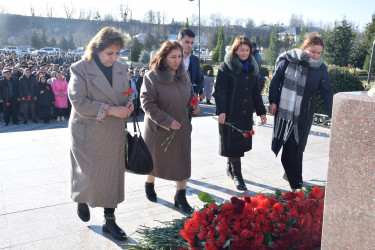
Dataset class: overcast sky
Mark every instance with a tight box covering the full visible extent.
[2,0,374,29]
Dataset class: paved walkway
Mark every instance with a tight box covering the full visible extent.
[0,102,331,249]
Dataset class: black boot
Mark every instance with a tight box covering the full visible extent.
[174,189,193,213]
[226,161,234,179]
[231,161,247,191]
[145,181,157,202]
[77,203,90,222]
[102,214,127,241]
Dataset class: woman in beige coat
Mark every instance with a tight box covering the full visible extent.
[141,41,200,213]
[68,27,133,241]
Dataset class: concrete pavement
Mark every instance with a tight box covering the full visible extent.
[0,102,331,249]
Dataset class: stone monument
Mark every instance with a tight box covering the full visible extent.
[321,91,375,249]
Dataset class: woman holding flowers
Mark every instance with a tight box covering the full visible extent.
[140,40,200,213]
[68,27,134,241]
[215,36,267,191]
[269,32,333,190]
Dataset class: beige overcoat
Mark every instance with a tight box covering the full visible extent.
[68,59,129,208]
[140,63,195,181]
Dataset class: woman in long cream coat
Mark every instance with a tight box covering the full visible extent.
[68,27,133,241]
[141,41,200,213]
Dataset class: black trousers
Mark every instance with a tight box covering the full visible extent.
[104,208,115,214]
[281,132,303,189]
[22,100,36,121]
[3,96,18,124]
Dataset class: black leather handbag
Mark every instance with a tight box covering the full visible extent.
[126,112,153,175]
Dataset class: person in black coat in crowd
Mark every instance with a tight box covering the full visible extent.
[0,69,20,125]
[268,32,333,191]
[19,68,38,124]
[215,36,267,191]
[37,74,54,123]
[135,68,145,115]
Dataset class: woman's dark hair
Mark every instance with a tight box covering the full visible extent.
[230,36,253,60]
[300,32,324,50]
[149,41,183,71]
[83,27,125,61]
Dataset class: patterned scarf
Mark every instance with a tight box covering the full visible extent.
[273,48,323,144]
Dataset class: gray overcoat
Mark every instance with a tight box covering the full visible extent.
[68,59,129,208]
[140,63,195,181]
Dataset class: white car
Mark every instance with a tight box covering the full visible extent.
[4,46,19,53]
[40,47,61,54]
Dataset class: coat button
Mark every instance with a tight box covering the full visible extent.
[244,99,247,102]
[245,88,248,91]
[246,77,249,79]
[243,110,246,114]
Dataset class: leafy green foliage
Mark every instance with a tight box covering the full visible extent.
[297,26,309,48]
[315,67,364,114]
[349,40,368,69]
[219,42,226,63]
[362,16,375,72]
[211,26,225,63]
[201,64,214,75]
[323,18,355,67]
[59,36,69,51]
[129,37,143,62]
[266,27,282,67]
[259,66,269,77]
[139,50,150,64]
[183,18,190,29]
[198,192,216,204]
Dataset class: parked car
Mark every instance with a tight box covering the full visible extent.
[120,49,130,56]
[16,50,29,56]
[71,49,84,56]
[40,47,61,54]
[4,46,19,53]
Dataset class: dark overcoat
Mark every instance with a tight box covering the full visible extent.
[215,54,267,157]
[140,63,195,181]
[269,59,333,155]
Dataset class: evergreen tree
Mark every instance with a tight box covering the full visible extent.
[183,18,190,29]
[139,50,150,64]
[362,14,375,72]
[297,26,309,48]
[219,42,226,63]
[267,27,282,67]
[211,26,225,62]
[30,31,42,49]
[49,37,57,47]
[41,29,48,47]
[68,32,75,50]
[230,29,236,45]
[349,40,368,69]
[323,18,355,67]
[144,32,156,51]
[282,33,294,51]
[129,38,143,62]
[59,36,69,51]
[208,31,218,51]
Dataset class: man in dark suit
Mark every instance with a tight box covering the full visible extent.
[0,69,20,126]
[177,28,202,95]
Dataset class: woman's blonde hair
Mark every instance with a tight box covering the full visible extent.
[83,27,124,61]
[300,32,324,50]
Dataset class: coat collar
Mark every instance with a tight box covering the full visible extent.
[152,62,190,85]
[86,59,122,105]
[224,52,259,76]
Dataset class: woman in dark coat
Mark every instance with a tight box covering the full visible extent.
[215,36,267,191]
[269,32,333,190]
[37,75,54,123]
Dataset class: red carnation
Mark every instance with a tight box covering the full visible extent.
[310,186,324,199]
[190,96,199,107]
[46,86,50,90]
[122,91,130,96]
[27,95,31,101]
[128,88,135,93]
[243,133,249,138]
[6,102,10,107]
[250,130,255,136]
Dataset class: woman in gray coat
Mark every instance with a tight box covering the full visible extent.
[203,70,215,104]
[68,27,134,241]
[141,41,200,213]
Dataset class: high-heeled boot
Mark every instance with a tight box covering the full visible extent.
[174,189,194,213]
[145,181,157,202]
[102,214,127,241]
[231,161,247,191]
[77,203,90,222]
[226,161,234,179]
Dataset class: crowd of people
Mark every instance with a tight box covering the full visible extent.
[0,53,80,125]
[1,26,333,243]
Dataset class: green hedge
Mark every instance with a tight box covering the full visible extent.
[315,67,364,114]
[259,66,269,77]
[201,64,214,75]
